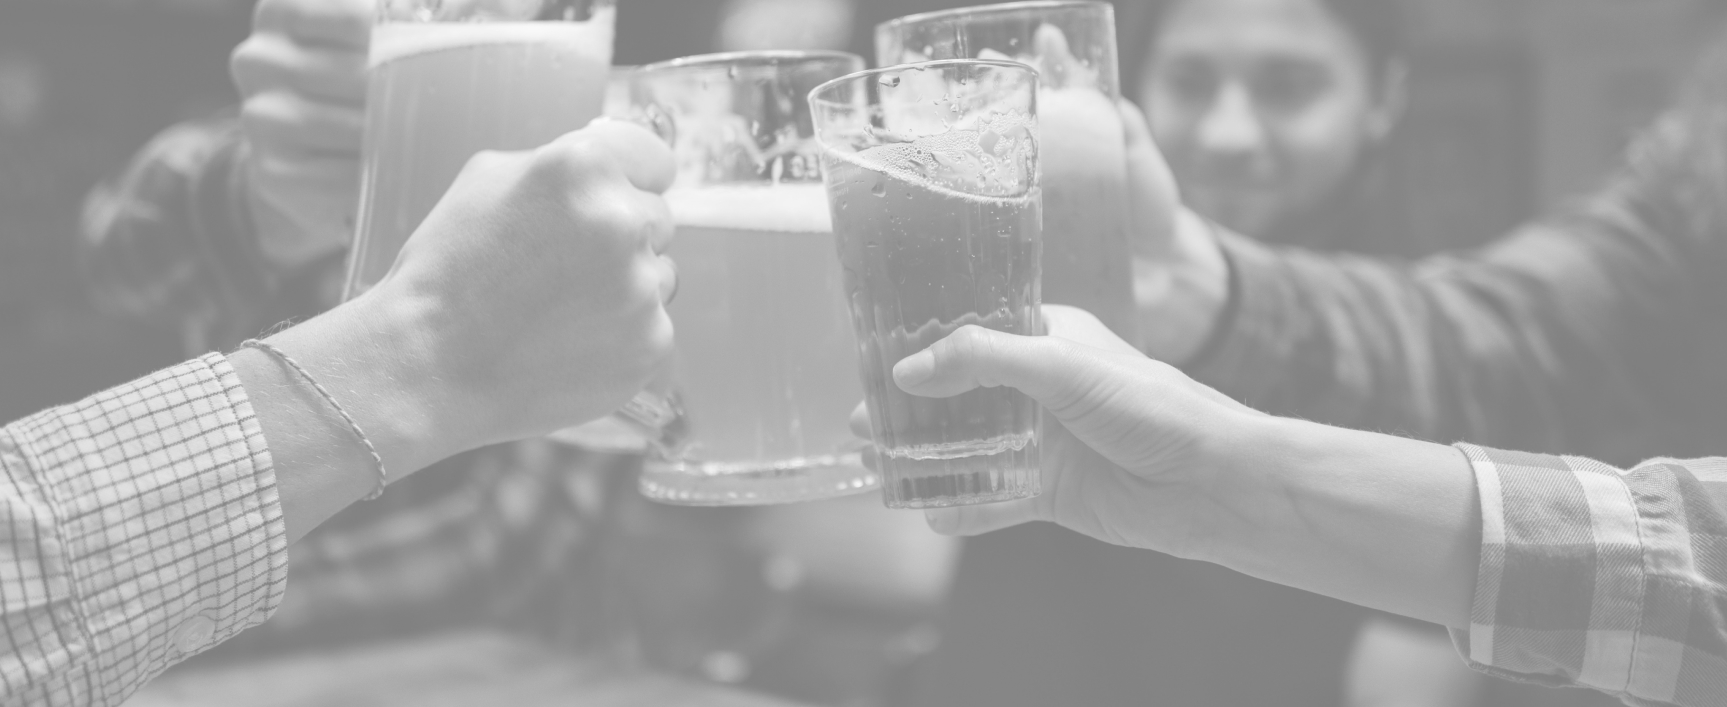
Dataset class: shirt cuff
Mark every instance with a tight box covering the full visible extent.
[11,352,288,698]
[1448,443,1695,706]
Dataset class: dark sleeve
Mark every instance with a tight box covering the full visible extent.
[1184,109,1726,458]
[77,112,343,353]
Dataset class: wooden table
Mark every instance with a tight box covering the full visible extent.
[125,632,809,707]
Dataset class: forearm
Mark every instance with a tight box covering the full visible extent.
[1202,416,1479,627]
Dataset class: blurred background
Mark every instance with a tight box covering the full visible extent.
[4,1,1724,706]
[7,0,1719,422]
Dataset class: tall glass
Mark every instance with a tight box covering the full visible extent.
[346,0,616,298]
[811,60,1044,509]
[626,52,880,506]
[347,1,675,450]
[877,1,1136,346]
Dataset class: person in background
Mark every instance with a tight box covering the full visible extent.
[908,2,1427,706]
[1133,1,1501,705]
[81,0,945,703]
[1085,3,1727,703]
[1133,0,1406,254]
[6,117,678,707]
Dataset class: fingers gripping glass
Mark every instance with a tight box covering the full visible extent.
[342,1,672,452]
[621,51,881,506]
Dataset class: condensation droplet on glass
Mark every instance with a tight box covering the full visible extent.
[871,179,888,197]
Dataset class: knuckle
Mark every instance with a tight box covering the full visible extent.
[584,193,650,248]
[462,149,513,178]
[951,325,995,360]
[229,42,269,92]
[542,133,607,170]
[643,309,675,361]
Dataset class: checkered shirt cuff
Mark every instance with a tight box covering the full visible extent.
[0,353,288,706]
[1451,444,1727,707]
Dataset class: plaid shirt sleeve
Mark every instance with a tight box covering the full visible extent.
[0,353,289,706]
[1453,443,1727,706]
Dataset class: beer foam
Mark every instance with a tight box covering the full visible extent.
[665,183,834,233]
[824,145,1038,207]
[370,6,615,67]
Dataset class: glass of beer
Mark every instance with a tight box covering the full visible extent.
[346,0,617,298]
[877,1,1136,347]
[810,60,1044,509]
[624,51,881,506]
[349,0,680,449]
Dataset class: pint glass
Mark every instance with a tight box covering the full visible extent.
[627,52,880,506]
[811,60,1044,509]
[349,1,679,450]
[346,0,617,299]
[877,1,1136,346]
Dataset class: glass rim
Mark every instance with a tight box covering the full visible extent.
[635,50,864,77]
[876,0,1112,34]
[807,58,1039,108]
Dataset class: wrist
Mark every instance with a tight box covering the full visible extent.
[265,291,479,481]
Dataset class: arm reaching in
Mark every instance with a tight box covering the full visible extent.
[877,305,1727,707]
[2,120,675,706]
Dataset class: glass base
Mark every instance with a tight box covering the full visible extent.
[879,436,1041,509]
[639,453,879,506]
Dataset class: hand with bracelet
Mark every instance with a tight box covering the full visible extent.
[1,119,675,706]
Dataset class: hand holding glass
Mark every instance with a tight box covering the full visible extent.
[811,60,1045,509]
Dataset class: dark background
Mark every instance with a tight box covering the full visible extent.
[0,0,1717,444]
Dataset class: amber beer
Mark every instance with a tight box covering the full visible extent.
[876,2,1137,345]
[639,184,867,496]
[628,51,878,506]
[345,9,615,297]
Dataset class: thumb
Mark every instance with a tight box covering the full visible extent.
[892,326,1086,408]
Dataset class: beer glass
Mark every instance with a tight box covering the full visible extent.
[810,60,1044,509]
[348,1,679,449]
[626,51,881,506]
[877,1,1136,347]
[346,0,617,299]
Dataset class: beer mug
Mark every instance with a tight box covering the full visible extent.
[348,0,619,299]
[877,1,1138,347]
[347,1,680,448]
[810,60,1045,508]
[622,51,881,506]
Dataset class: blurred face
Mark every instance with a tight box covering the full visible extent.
[1140,0,1396,236]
